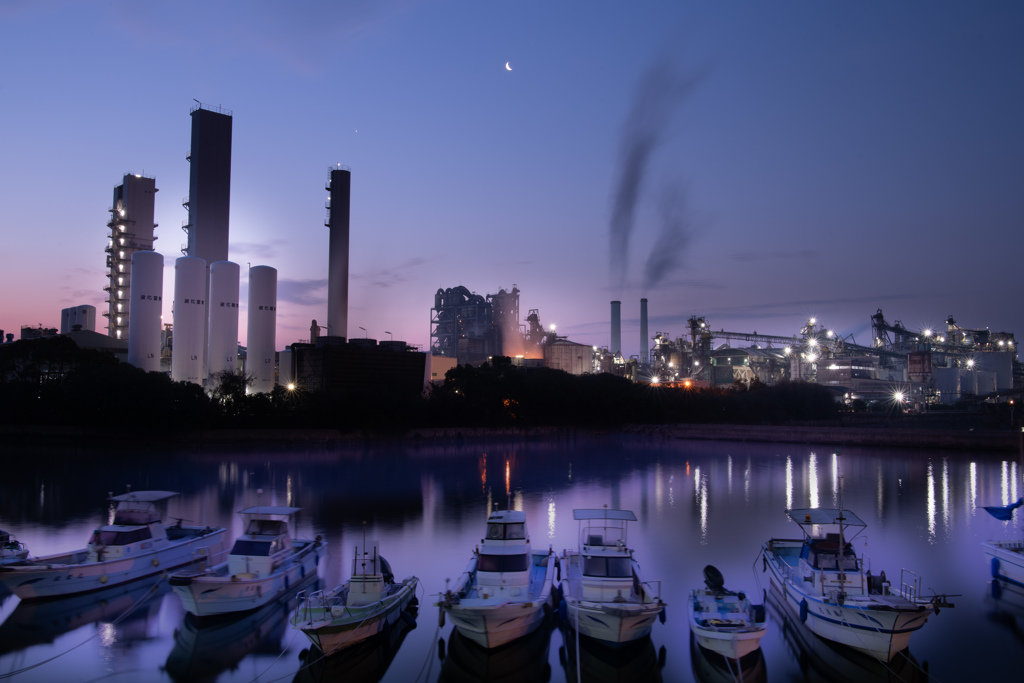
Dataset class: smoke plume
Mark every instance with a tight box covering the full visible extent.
[609,58,702,294]
[644,184,692,289]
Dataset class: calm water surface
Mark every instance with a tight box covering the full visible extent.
[0,436,1020,682]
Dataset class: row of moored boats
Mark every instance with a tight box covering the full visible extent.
[8,485,1020,665]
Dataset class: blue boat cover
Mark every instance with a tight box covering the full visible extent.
[982,497,1023,521]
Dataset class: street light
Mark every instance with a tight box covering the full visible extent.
[385,331,393,341]
[358,326,367,338]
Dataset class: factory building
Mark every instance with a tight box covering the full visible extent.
[104,173,158,341]
[287,337,426,397]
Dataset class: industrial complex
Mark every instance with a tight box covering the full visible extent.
[2,101,1020,411]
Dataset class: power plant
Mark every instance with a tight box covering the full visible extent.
[5,100,1021,410]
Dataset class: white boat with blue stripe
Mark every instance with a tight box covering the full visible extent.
[762,506,952,662]
[0,490,226,600]
[170,506,324,617]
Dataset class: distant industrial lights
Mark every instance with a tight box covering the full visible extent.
[805,353,818,363]
[549,324,556,331]
[119,209,125,217]
[923,329,933,337]
[808,338,818,347]
[784,347,792,355]
[809,317,816,325]
[826,330,834,338]
[893,391,905,403]
[651,377,659,384]
[287,383,296,391]
[967,359,975,368]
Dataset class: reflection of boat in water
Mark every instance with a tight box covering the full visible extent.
[560,508,665,645]
[164,572,318,683]
[557,621,666,683]
[170,506,324,617]
[438,509,556,649]
[0,572,169,655]
[688,565,766,661]
[762,507,949,662]
[0,490,226,600]
[689,631,766,683]
[438,617,553,683]
[291,602,417,683]
[986,579,1024,647]
[765,584,929,683]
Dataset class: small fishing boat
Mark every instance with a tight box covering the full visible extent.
[438,509,557,649]
[559,508,665,645]
[0,489,226,600]
[688,565,766,660]
[291,539,418,654]
[0,529,28,565]
[169,506,324,617]
[762,506,952,662]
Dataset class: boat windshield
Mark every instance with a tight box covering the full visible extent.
[582,556,632,578]
[477,553,529,572]
[96,527,152,546]
[486,523,526,540]
[231,540,272,557]
[246,519,287,536]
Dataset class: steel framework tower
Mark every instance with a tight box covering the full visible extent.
[104,173,158,340]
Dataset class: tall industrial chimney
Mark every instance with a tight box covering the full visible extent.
[610,300,621,356]
[326,166,351,340]
[640,298,649,364]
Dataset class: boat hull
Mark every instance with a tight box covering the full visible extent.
[170,540,323,617]
[687,589,766,660]
[292,577,419,655]
[0,527,227,600]
[763,540,933,662]
[443,551,556,649]
[983,539,1024,587]
[562,599,662,645]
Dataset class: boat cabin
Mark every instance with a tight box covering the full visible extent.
[475,510,532,593]
[574,509,639,600]
[347,541,394,606]
[227,506,299,578]
[86,490,179,560]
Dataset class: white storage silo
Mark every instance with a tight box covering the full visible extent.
[172,256,207,384]
[127,251,164,372]
[246,265,277,393]
[208,260,240,379]
[75,305,96,332]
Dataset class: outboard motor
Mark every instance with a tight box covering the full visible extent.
[704,564,726,594]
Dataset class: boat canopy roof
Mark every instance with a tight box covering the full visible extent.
[787,508,867,529]
[573,509,637,521]
[238,506,301,520]
[110,490,179,503]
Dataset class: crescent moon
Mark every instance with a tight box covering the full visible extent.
[505,62,512,71]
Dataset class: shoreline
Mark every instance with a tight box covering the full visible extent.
[2,423,1020,453]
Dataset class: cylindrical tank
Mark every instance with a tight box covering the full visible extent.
[171,256,207,384]
[60,308,71,334]
[127,251,164,372]
[75,305,97,332]
[610,301,622,356]
[278,348,294,387]
[246,265,277,393]
[208,260,240,379]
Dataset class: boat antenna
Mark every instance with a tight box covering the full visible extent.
[837,469,847,601]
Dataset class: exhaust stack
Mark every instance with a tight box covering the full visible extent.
[640,298,649,364]
[610,301,621,356]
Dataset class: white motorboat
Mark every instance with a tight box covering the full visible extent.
[437,509,557,649]
[291,539,418,655]
[984,538,1024,588]
[559,508,665,645]
[169,506,324,617]
[0,489,226,600]
[0,529,28,565]
[688,565,766,660]
[762,506,952,662]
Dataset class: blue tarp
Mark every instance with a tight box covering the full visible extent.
[982,497,1024,521]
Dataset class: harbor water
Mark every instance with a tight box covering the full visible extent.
[0,435,1020,682]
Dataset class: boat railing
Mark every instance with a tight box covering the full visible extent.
[898,569,923,602]
[294,589,346,624]
[641,579,662,603]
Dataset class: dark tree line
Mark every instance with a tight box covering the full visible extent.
[0,339,839,435]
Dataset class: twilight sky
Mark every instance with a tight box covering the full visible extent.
[1,1,1021,360]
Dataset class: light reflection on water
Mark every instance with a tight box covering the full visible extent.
[0,437,1020,683]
